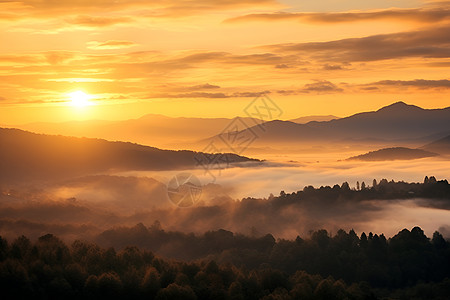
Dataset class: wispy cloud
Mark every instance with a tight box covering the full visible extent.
[276,80,344,95]
[87,40,139,50]
[302,80,344,93]
[225,7,450,24]
[1,0,279,21]
[265,25,450,62]
[68,15,131,27]
[368,79,450,89]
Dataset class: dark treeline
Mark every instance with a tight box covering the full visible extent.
[273,176,450,203]
[2,227,450,300]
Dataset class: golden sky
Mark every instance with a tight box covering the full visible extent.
[0,0,449,124]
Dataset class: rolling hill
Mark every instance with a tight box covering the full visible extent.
[347,147,438,161]
[421,135,450,155]
[0,128,258,183]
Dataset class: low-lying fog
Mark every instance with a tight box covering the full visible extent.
[1,151,449,244]
[120,155,450,199]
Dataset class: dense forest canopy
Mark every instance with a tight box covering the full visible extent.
[1,226,450,299]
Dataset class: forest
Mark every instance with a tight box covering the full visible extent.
[1,226,450,300]
[1,177,450,299]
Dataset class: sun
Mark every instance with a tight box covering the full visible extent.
[69,91,92,107]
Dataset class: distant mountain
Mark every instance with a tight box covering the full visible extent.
[15,114,263,150]
[0,128,258,183]
[289,115,338,124]
[347,147,438,161]
[309,102,450,140]
[206,102,450,146]
[421,135,450,155]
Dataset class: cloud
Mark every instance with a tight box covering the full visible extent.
[302,80,343,93]
[45,51,77,65]
[172,83,222,92]
[275,64,290,69]
[265,25,450,62]
[149,90,270,99]
[232,91,270,97]
[0,54,41,65]
[146,83,269,99]
[68,15,131,27]
[155,92,229,99]
[3,0,278,21]
[191,83,221,90]
[323,64,344,70]
[87,40,139,50]
[274,81,344,95]
[225,7,450,24]
[368,79,450,89]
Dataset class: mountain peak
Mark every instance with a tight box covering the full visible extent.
[377,101,423,113]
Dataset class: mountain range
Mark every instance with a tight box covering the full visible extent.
[14,114,339,150]
[206,102,450,147]
[12,102,449,151]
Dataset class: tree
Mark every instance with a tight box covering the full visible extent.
[156,283,197,300]
[96,272,123,297]
[11,235,31,260]
[341,182,350,191]
[141,266,160,297]
[361,182,366,190]
[431,231,447,250]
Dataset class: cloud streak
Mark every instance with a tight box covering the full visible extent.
[68,15,131,27]
[369,79,450,89]
[87,40,139,50]
[1,0,279,21]
[265,25,450,62]
[225,7,450,24]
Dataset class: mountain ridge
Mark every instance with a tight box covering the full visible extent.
[0,127,259,183]
[205,102,450,146]
[347,147,438,161]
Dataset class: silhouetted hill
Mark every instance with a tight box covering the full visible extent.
[206,102,450,145]
[422,135,450,155]
[347,147,439,161]
[311,101,450,140]
[16,114,263,149]
[0,128,258,182]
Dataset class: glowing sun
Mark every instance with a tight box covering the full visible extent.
[69,91,92,107]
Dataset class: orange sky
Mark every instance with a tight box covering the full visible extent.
[0,0,449,124]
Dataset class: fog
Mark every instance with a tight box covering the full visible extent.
[1,152,449,246]
[118,155,450,199]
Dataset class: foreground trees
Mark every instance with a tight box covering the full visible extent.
[0,226,449,299]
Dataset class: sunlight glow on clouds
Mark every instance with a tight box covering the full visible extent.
[0,0,449,122]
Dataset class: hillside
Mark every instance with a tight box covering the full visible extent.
[16,115,263,149]
[289,115,338,124]
[422,135,450,155]
[0,128,258,182]
[347,147,438,161]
